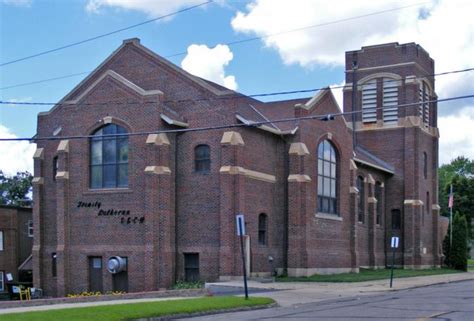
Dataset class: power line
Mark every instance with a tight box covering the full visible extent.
[1,67,473,107]
[0,2,428,90]
[167,2,430,58]
[0,1,213,68]
[0,94,472,142]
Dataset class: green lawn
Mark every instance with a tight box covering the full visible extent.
[469,259,474,271]
[278,268,463,283]
[0,296,274,321]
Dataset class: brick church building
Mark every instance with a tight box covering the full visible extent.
[32,39,442,297]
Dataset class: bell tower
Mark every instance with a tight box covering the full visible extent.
[343,42,441,267]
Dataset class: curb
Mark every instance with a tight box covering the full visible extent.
[132,302,278,321]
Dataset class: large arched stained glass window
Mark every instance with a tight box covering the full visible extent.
[90,124,128,189]
[317,140,338,214]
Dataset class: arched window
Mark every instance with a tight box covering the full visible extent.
[194,145,210,173]
[423,152,428,179]
[258,213,267,246]
[375,182,383,225]
[317,140,337,214]
[357,176,365,223]
[90,124,128,189]
[391,209,401,230]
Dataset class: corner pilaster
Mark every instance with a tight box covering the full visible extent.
[287,143,311,275]
[32,148,44,290]
[349,160,359,270]
[55,140,70,297]
[219,131,245,278]
[144,133,174,289]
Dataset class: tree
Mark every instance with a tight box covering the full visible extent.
[0,170,33,207]
[439,156,474,217]
[443,213,469,271]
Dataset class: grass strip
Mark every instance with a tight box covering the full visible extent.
[278,268,462,283]
[0,296,273,321]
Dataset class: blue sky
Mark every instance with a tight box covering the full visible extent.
[0,0,473,174]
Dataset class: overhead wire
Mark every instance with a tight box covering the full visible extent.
[0,94,472,142]
[0,1,429,90]
[1,67,473,107]
[0,0,213,67]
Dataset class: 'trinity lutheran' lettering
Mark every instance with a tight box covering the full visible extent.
[77,201,101,209]
[98,209,131,216]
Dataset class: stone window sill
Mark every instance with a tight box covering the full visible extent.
[84,188,133,195]
[315,212,342,221]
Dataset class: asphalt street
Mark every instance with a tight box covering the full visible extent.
[176,280,474,321]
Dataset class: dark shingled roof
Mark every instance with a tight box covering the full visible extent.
[354,146,395,174]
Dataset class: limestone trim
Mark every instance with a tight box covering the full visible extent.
[146,133,170,145]
[64,70,163,105]
[32,177,44,185]
[349,159,358,171]
[357,72,402,85]
[160,114,189,128]
[288,174,312,182]
[144,166,171,175]
[33,148,44,160]
[56,171,69,180]
[432,204,441,210]
[220,131,245,146]
[103,116,113,124]
[315,212,343,221]
[287,267,355,277]
[367,174,376,185]
[368,197,378,203]
[219,166,276,183]
[289,142,309,156]
[404,199,424,206]
[57,140,69,153]
[354,116,439,138]
[299,88,328,110]
[350,186,359,194]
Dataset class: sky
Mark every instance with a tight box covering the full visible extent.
[0,0,473,176]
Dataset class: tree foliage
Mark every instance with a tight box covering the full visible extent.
[0,170,33,207]
[443,213,469,271]
[438,156,474,218]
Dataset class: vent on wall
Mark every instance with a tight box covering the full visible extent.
[361,79,377,123]
[383,78,398,123]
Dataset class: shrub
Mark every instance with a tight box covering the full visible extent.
[443,213,469,271]
[172,280,204,289]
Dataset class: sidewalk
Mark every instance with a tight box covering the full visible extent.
[206,272,474,307]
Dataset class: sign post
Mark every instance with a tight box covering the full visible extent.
[390,236,399,288]
[236,214,249,299]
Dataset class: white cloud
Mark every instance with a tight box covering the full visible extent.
[231,0,474,102]
[1,0,32,6]
[0,124,36,176]
[181,44,238,90]
[231,0,474,162]
[438,106,474,164]
[86,0,209,17]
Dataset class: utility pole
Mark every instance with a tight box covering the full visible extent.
[351,60,358,148]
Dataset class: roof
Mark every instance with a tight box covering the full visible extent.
[354,146,395,174]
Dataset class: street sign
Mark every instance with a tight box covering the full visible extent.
[391,236,399,248]
[236,214,245,236]
[235,214,249,299]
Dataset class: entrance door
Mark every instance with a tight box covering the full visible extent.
[88,257,103,292]
[112,272,128,292]
[184,253,199,282]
